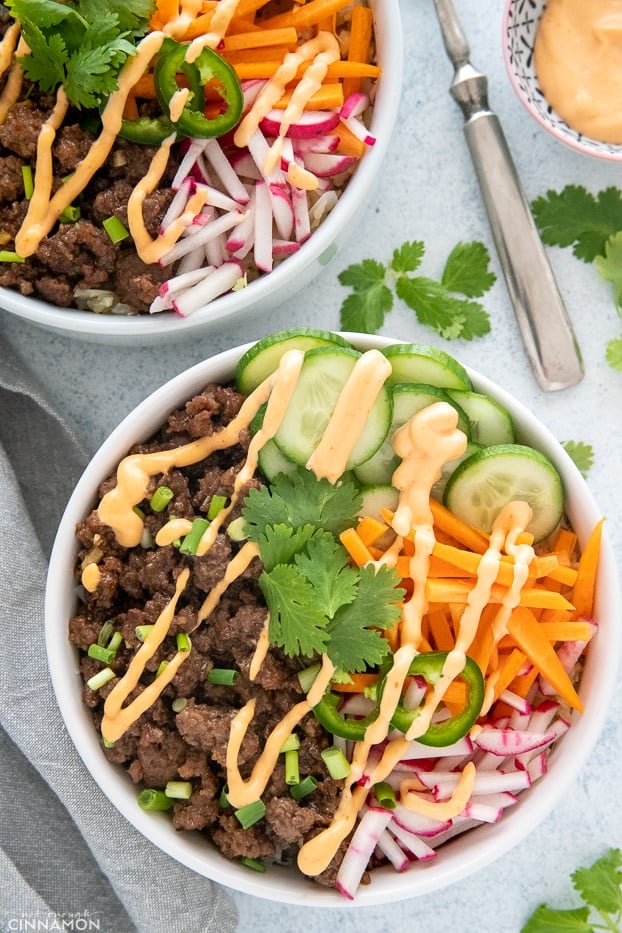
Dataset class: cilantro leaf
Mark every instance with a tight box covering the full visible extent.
[390,240,425,274]
[7,0,154,109]
[327,565,403,672]
[260,564,329,659]
[520,904,592,933]
[562,441,594,478]
[338,259,393,334]
[442,241,496,297]
[595,231,622,309]
[572,848,622,917]
[294,532,358,619]
[338,240,494,340]
[243,468,362,539]
[606,337,622,371]
[532,185,622,262]
[521,848,622,933]
[255,523,316,572]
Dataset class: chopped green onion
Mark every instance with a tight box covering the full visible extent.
[207,494,227,520]
[321,746,351,780]
[373,781,396,809]
[207,668,239,686]
[279,734,301,753]
[172,697,187,713]
[165,780,193,800]
[297,662,321,694]
[86,667,116,690]
[87,643,115,664]
[102,735,115,748]
[155,660,169,678]
[179,517,210,555]
[219,784,230,808]
[284,749,300,786]
[176,632,191,652]
[240,857,266,873]
[59,205,80,223]
[226,516,247,541]
[103,214,130,244]
[150,485,174,512]
[21,165,33,199]
[135,624,154,643]
[137,789,174,811]
[290,776,318,801]
[133,505,145,520]
[0,250,25,263]
[234,799,266,829]
[97,621,114,647]
[107,631,123,655]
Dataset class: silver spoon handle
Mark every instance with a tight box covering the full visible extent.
[463,110,583,391]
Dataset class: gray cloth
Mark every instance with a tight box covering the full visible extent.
[0,336,238,933]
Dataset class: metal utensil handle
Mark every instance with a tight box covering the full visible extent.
[464,111,583,391]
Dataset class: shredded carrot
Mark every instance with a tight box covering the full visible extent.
[260,0,358,30]
[490,649,527,703]
[428,499,489,554]
[332,121,368,157]
[339,527,373,567]
[342,3,373,98]
[231,59,381,81]
[506,606,583,711]
[425,579,573,610]
[222,27,298,50]
[426,607,454,652]
[331,672,378,693]
[356,516,390,548]
[274,82,344,110]
[223,45,294,64]
[571,517,604,620]
[122,94,139,121]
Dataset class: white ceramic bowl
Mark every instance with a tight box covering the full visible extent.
[503,0,622,162]
[0,1,402,346]
[45,334,621,906]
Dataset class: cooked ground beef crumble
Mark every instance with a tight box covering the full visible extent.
[69,383,352,886]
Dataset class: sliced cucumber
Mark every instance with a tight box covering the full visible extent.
[443,444,564,543]
[353,383,471,487]
[358,484,399,521]
[235,328,352,394]
[382,343,472,390]
[446,389,515,446]
[430,441,482,503]
[273,346,392,469]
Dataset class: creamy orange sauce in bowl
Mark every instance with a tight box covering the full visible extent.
[503,0,622,161]
[44,333,620,905]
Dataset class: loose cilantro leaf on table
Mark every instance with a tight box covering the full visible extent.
[242,469,404,670]
[561,441,594,479]
[531,185,622,372]
[6,0,154,110]
[521,848,622,933]
[338,240,495,340]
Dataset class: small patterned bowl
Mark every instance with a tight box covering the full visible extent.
[502,0,622,162]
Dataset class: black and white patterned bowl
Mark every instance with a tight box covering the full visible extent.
[503,0,622,162]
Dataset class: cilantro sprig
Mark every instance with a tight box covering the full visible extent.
[562,440,594,479]
[338,240,496,340]
[242,469,404,672]
[532,185,622,372]
[521,848,622,932]
[7,0,154,110]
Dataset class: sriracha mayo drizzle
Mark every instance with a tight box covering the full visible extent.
[89,348,543,879]
[534,0,622,143]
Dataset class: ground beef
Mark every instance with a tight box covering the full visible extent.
[0,83,178,314]
[69,384,348,889]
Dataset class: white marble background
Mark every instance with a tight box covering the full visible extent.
[2,1,621,930]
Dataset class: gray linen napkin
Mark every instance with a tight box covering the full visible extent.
[0,336,239,933]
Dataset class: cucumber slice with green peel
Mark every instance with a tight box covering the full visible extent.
[273,346,393,469]
[257,439,298,482]
[235,328,352,394]
[430,441,482,503]
[353,383,471,487]
[358,484,399,521]
[443,444,564,543]
[382,343,472,390]
[446,389,515,446]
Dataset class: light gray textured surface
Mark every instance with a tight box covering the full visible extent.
[2,1,621,930]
